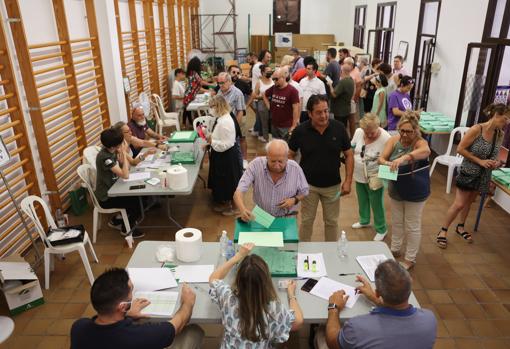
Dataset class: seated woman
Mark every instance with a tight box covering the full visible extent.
[209,243,304,348]
[112,121,157,166]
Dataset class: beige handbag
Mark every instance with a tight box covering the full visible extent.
[362,143,383,191]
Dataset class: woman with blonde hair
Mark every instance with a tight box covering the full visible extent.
[209,243,304,348]
[206,95,243,214]
[351,113,391,240]
[379,111,431,270]
[437,103,509,248]
[280,55,295,68]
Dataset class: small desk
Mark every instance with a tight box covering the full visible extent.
[108,145,205,228]
[475,179,510,231]
[127,241,420,323]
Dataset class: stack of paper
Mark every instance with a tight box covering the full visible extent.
[297,253,327,278]
[123,172,151,182]
[127,268,178,292]
[134,291,178,317]
[356,254,388,282]
[174,265,214,283]
[309,277,360,308]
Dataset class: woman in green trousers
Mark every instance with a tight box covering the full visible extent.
[351,113,391,240]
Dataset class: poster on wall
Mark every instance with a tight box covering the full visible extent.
[0,135,10,168]
[275,32,292,48]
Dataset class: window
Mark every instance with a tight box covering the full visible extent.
[353,5,367,49]
[374,2,396,63]
[273,0,301,34]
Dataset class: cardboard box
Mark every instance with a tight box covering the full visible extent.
[0,255,44,316]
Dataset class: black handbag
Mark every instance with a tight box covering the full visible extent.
[46,224,85,246]
[395,159,431,201]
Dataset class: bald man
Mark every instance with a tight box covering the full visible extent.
[127,104,166,157]
[234,139,309,221]
[327,63,354,128]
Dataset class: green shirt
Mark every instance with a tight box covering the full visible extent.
[330,77,354,118]
[371,87,387,125]
[95,148,118,202]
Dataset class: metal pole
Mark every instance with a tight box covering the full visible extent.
[0,170,42,264]
[268,14,272,54]
[248,14,251,53]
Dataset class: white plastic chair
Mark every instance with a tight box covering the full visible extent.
[152,94,180,134]
[77,164,131,243]
[0,316,14,344]
[20,196,98,290]
[193,115,216,138]
[429,126,470,194]
[82,145,100,190]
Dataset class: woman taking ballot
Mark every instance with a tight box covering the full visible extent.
[209,243,304,348]
[379,111,431,270]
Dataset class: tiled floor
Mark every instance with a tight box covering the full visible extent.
[2,122,510,348]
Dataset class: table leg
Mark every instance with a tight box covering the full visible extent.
[166,196,183,229]
[474,193,487,232]
[198,174,207,188]
[133,196,182,230]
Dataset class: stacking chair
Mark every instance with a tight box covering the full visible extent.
[82,145,100,190]
[193,115,216,138]
[152,93,180,134]
[429,126,470,194]
[77,164,131,243]
[20,196,98,289]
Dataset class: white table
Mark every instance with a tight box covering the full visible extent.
[186,94,210,114]
[127,241,420,323]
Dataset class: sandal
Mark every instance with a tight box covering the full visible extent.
[456,224,473,243]
[436,228,448,249]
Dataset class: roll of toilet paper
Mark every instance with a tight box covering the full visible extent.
[175,228,202,262]
[167,165,188,190]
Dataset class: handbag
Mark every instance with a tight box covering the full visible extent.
[46,224,85,246]
[361,141,383,190]
[395,159,431,201]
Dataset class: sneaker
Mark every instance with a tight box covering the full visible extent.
[399,260,415,271]
[213,204,227,213]
[373,231,387,241]
[108,218,123,231]
[352,222,371,229]
[130,229,145,239]
[258,136,267,143]
[222,207,240,216]
[243,160,249,170]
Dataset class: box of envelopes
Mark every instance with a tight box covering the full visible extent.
[0,255,44,315]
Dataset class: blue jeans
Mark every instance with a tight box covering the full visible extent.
[253,101,262,134]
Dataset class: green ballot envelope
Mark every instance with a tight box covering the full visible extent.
[234,217,299,243]
[251,205,275,228]
[378,165,398,181]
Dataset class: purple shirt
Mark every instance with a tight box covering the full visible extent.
[128,119,148,140]
[387,90,413,131]
[237,157,309,216]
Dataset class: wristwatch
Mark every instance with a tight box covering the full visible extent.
[293,196,300,204]
[328,303,338,311]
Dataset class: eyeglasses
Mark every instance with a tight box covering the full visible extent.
[399,129,415,135]
[217,81,226,85]
[272,77,279,81]
[231,71,240,75]
[360,145,366,158]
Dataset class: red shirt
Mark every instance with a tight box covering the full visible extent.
[265,84,299,128]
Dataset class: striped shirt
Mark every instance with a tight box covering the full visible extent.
[237,157,309,216]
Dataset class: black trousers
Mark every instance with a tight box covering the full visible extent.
[99,196,141,224]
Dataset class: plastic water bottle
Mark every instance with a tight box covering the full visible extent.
[337,231,348,258]
[225,240,235,260]
[219,230,228,257]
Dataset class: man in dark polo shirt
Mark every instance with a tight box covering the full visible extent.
[263,68,300,140]
[70,268,204,349]
[288,94,354,241]
[128,103,167,157]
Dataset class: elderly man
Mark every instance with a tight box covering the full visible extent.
[234,139,309,220]
[263,68,300,140]
[299,61,326,122]
[216,72,247,167]
[71,268,204,349]
[289,94,353,241]
[128,104,166,157]
[316,260,436,349]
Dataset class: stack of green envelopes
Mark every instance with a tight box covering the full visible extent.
[492,168,510,189]
[420,112,455,132]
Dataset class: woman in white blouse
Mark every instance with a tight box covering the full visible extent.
[206,95,243,214]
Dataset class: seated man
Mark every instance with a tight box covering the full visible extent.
[128,103,167,157]
[317,259,436,349]
[234,139,309,220]
[95,128,144,238]
[71,268,203,349]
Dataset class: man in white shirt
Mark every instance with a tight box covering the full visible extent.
[299,61,326,122]
[172,68,186,111]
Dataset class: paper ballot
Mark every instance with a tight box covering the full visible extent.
[356,254,388,282]
[123,172,151,182]
[127,268,178,292]
[377,165,398,181]
[174,265,214,283]
[134,291,178,317]
[309,277,360,308]
[252,205,275,228]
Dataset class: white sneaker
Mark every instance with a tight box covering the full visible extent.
[258,136,267,143]
[352,222,371,229]
[243,160,249,169]
[373,231,387,241]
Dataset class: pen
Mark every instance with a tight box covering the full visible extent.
[338,273,356,276]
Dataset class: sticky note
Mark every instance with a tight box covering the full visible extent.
[378,165,398,181]
[252,205,275,228]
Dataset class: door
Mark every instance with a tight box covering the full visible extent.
[367,29,393,62]
[273,0,300,34]
[414,37,436,109]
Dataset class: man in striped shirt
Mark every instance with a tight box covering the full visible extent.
[233,139,309,220]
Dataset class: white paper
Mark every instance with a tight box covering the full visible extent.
[356,254,388,282]
[127,268,178,292]
[134,291,178,317]
[174,265,214,283]
[297,253,327,278]
[47,228,81,242]
[0,262,37,281]
[309,277,360,308]
[123,172,151,182]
